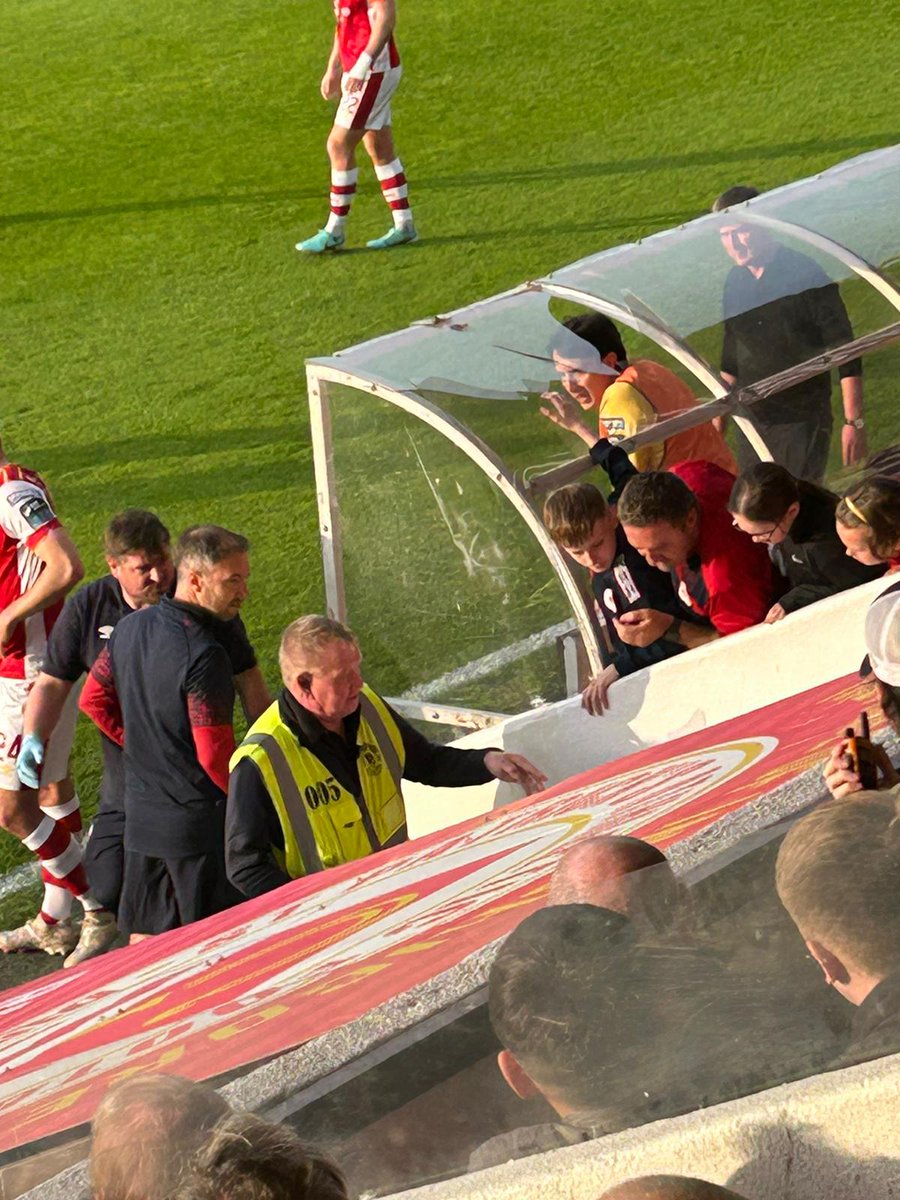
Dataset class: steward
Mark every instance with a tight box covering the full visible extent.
[225,615,548,897]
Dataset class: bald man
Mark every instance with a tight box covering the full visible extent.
[547,836,684,932]
[599,1177,749,1200]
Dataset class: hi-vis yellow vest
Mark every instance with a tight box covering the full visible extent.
[229,686,408,878]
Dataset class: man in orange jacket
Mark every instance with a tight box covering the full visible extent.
[540,314,736,474]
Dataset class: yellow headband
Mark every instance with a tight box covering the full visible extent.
[843,495,870,525]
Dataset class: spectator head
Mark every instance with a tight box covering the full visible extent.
[104,509,175,608]
[90,1073,231,1200]
[489,905,726,1128]
[171,1111,348,1200]
[712,186,775,270]
[775,789,900,1006]
[728,463,807,546]
[543,483,618,573]
[279,615,363,727]
[617,472,700,569]
[599,1177,750,1200]
[547,836,680,932]
[489,904,631,1115]
[550,315,625,411]
[174,525,250,621]
[861,588,900,735]
[836,476,900,566]
[712,186,760,213]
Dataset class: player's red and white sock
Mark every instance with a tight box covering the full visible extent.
[41,792,82,836]
[39,870,73,925]
[23,814,103,916]
[375,158,413,229]
[325,168,358,235]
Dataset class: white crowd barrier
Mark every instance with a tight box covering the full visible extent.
[404,577,891,837]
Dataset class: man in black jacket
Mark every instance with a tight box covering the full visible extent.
[80,525,255,936]
[18,511,269,922]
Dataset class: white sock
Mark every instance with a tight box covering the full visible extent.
[326,167,358,234]
[375,158,413,229]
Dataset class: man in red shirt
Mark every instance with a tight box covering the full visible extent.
[296,0,415,253]
[613,461,778,650]
[0,439,118,967]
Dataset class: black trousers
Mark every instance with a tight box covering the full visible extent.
[118,846,240,936]
[733,413,832,484]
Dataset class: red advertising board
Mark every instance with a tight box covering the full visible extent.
[0,673,877,1152]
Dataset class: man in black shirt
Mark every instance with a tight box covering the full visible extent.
[713,185,866,482]
[226,615,548,898]
[80,525,260,936]
[19,511,269,929]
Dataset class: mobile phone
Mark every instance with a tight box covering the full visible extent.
[845,711,879,790]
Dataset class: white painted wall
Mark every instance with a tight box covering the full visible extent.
[404,577,890,838]
[385,1051,900,1200]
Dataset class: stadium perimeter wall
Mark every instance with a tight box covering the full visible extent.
[385,1051,900,1200]
[405,577,892,836]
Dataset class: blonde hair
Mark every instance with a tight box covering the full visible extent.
[278,615,357,684]
[90,1074,231,1200]
[775,791,900,977]
[172,1111,347,1200]
[836,476,900,560]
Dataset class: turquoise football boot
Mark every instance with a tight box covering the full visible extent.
[366,223,418,249]
[295,229,345,253]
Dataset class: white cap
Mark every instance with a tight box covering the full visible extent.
[862,586,900,687]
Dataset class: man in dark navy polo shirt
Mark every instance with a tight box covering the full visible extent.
[615,462,778,648]
[80,525,254,937]
[19,511,269,928]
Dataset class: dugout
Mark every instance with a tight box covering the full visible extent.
[305,145,900,730]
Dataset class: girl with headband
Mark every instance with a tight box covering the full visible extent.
[836,476,900,572]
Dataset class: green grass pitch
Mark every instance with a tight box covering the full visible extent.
[0,0,898,921]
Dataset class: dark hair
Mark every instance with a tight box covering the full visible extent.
[836,476,900,559]
[728,463,837,524]
[489,906,740,1120]
[712,186,760,213]
[104,510,171,560]
[561,314,628,366]
[489,905,631,1102]
[172,1112,347,1200]
[543,483,609,546]
[90,1074,231,1200]
[174,525,250,573]
[617,471,697,529]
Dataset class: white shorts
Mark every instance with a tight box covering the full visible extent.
[0,676,79,792]
[335,65,402,132]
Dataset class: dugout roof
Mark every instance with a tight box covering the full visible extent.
[306,146,900,722]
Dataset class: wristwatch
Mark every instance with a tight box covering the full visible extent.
[844,417,865,429]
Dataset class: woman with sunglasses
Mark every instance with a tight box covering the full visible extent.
[729,462,885,623]
[836,476,900,574]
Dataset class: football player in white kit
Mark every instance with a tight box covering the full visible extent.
[297,0,416,252]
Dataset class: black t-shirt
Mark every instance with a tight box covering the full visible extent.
[109,597,236,857]
[43,575,257,814]
[720,245,860,426]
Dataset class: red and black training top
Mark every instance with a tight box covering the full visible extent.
[80,597,236,859]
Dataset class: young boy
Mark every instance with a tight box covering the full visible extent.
[543,439,709,715]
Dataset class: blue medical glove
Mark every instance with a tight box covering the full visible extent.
[17,733,45,790]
